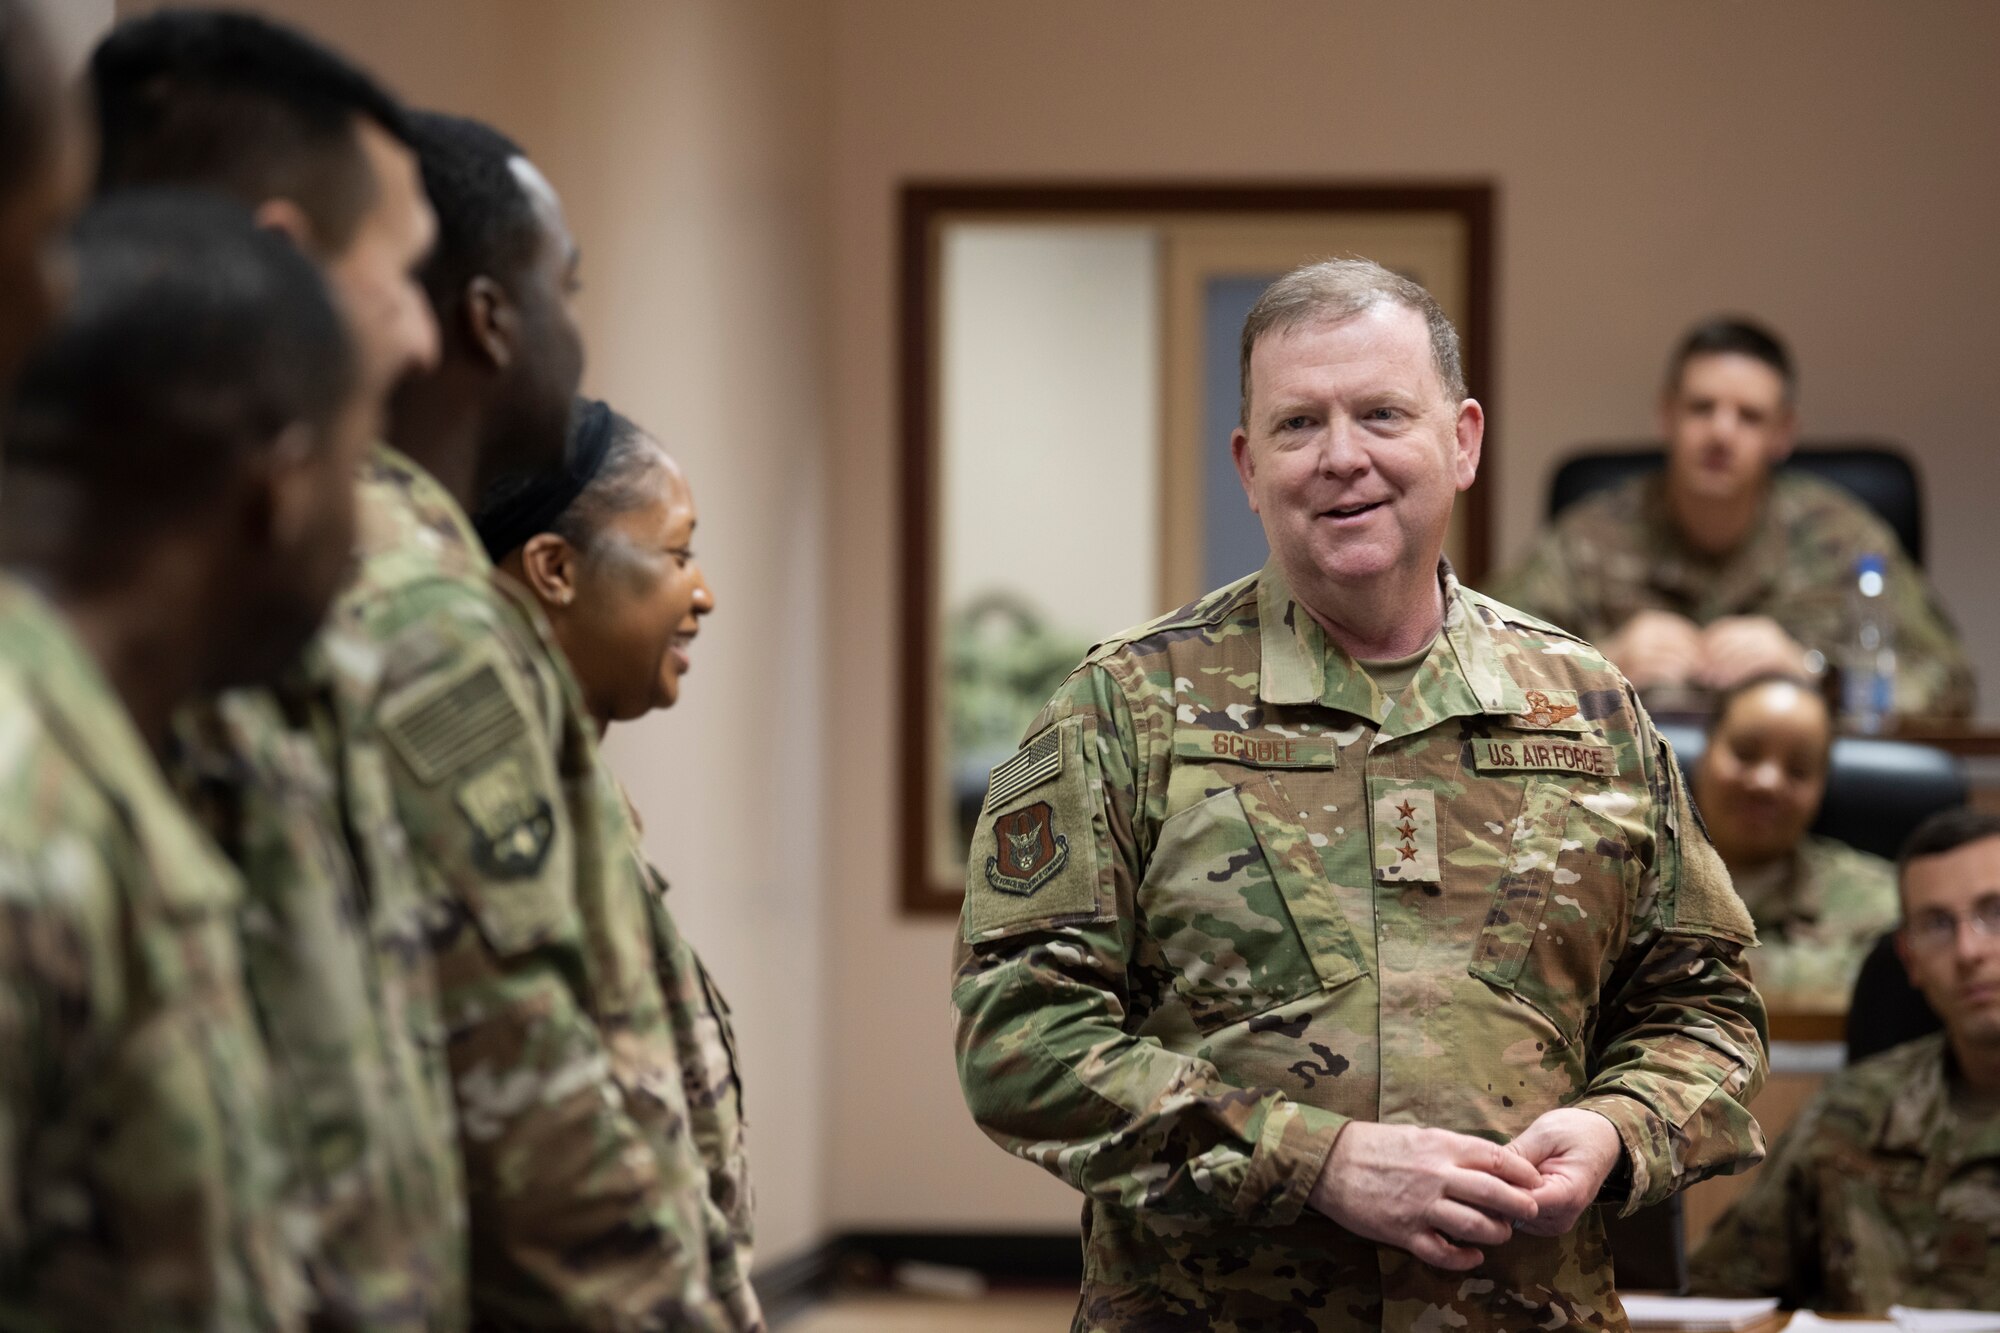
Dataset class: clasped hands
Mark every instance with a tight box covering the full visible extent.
[1604,609,1814,692]
[1306,1108,1623,1272]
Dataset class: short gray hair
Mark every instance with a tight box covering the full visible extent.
[1237,258,1466,426]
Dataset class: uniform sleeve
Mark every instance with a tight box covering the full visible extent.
[640,858,762,1330]
[363,586,731,1333]
[1686,1094,1828,1307]
[1568,701,1770,1215]
[644,868,756,1257]
[1882,543,1976,719]
[951,660,1346,1228]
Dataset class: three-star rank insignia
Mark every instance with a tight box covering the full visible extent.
[1372,785,1440,883]
[455,754,556,879]
[984,800,1070,897]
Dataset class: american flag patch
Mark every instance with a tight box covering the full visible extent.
[984,725,1063,813]
[381,663,525,785]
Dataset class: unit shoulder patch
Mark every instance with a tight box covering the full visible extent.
[983,801,1070,896]
[454,754,555,880]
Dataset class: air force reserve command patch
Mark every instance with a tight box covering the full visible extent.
[985,801,1068,895]
[455,754,555,878]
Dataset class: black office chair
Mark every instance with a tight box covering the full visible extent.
[1657,724,1966,862]
[1548,442,1925,566]
[1845,930,1942,1063]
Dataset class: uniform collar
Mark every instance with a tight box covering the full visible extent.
[0,574,141,769]
[1643,471,1788,613]
[365,441,493,573]
[1255,557,1527,734]
[1876,1033,2000,1169]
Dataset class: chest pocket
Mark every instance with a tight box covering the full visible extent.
[1144,761,1365,1033]
[1468,780,1633,1047]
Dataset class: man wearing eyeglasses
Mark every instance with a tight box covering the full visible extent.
[1689,806,2000,1313]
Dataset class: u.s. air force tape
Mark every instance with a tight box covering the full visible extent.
[1472,737,1614,778]
[985,725,1062,813]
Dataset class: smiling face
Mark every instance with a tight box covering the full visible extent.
[537,440,714,726]
[1692,677,1831,870]
[1897,835,2000,1049]
[1230,302,1481,620]
[1661,351,1795,509]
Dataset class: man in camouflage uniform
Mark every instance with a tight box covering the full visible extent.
[954,259,1769,1331]
[354,111,732,1329]
[1691,673,1898,1010]
[1489,317,1973,718]
[0,194,371,1331]
[1691,808,2000,1313]
[91,15,467,1327]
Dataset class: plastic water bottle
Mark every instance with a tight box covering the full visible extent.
[1842,553,1896,734]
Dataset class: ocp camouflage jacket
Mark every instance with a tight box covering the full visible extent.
[953,560,1770,1332]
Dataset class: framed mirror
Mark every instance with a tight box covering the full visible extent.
[899,182,1496,914]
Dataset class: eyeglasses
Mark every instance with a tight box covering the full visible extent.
[1902,895,2000,956]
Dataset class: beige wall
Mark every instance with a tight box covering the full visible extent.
[824,0,2000,1230]
[42,0,114,71]
[111,0,835,1265]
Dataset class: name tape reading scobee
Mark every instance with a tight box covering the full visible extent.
[1174,729,1340,769]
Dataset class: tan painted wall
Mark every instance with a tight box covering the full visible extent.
[41,0,115,71]
[111,0,834,1264]
[823,0,2000,1229]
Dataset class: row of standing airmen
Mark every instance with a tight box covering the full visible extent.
[0,6,749,1331]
